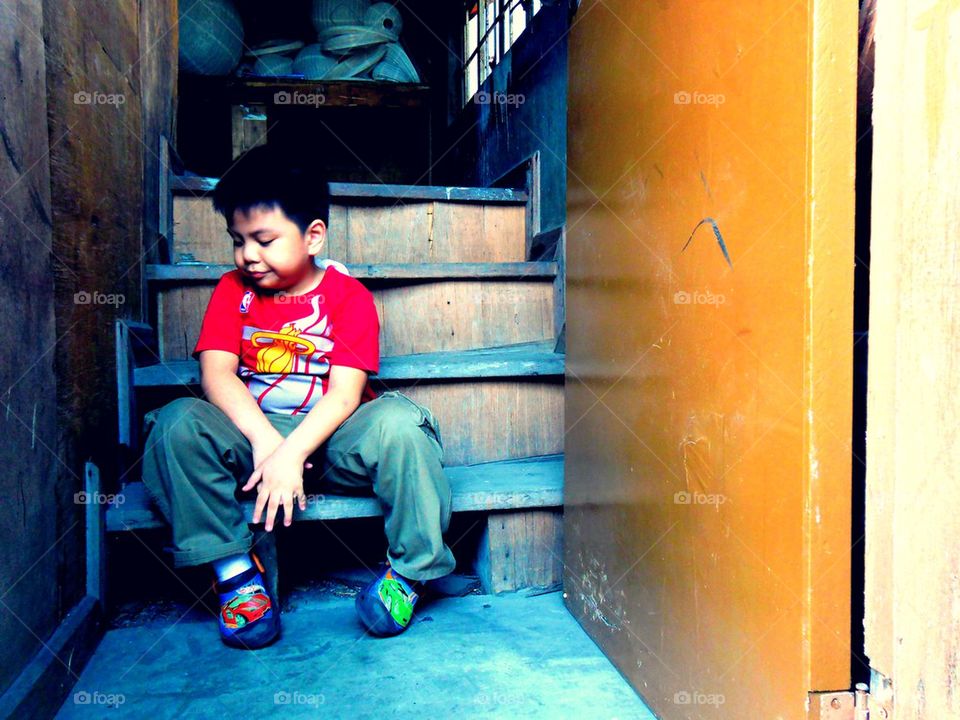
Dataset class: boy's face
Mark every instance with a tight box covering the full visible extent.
[228,204,325,294]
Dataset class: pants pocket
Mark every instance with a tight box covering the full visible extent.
[386,390,444,452]
[419,405,443,450]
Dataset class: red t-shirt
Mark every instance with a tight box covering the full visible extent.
[192,265,380,414]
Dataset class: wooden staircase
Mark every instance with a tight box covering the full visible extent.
[110,153,566,596]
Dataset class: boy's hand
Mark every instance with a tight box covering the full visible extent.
[249,432,315,479]
[242,438,312,531]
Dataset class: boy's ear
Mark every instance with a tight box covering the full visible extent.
[304,219,326,256]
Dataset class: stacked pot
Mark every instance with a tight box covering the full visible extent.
[242,1,421,82]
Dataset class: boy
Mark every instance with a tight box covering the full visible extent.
[140,145,456,649]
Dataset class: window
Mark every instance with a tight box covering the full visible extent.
[463,0,542,105]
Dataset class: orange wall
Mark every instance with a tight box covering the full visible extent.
[563,1,856,717]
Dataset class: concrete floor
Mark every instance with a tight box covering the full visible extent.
[56,590,657,719]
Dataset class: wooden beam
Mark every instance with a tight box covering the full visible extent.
[171,176,528,203]
[209,78,431,108]
[0,596,103,718]
[134,342,564,387]
[146,261,557,282]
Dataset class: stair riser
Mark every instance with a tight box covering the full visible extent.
[475,509,564,594]
[381,380,564,466]
[136,380,564,467]
[157,280,556,359]
[173,197,527,264]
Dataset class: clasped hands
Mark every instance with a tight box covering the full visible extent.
[240,431,314,532]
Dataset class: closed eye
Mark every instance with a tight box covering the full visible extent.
[232,238,277,247]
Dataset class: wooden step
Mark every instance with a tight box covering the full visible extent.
[135,342,565,387]
[157,277,556,359]
[172,176,529,203]
[106,454,563,531]
[385,380,563,466]
[146,261,557,283]
[172,189,529,264]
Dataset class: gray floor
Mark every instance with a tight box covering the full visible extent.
[56,591,658,719]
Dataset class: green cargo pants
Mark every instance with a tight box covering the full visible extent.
[140,390,456,582]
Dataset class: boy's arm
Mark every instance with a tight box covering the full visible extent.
[199,349,282,449]
[281,365,368,459]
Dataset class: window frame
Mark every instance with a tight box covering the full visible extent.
[462,0,541,107]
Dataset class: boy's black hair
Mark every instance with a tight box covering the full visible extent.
[212,144,330,234]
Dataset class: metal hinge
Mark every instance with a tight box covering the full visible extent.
[808,670,893,720]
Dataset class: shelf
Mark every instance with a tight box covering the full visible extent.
[180,75,430,109]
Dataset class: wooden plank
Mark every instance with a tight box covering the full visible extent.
[171,176,528,202]
[128,378,561,467]
[156,286,210,359]
[147,261,558,282]
[475,510,563,594]
[0,596,103,718]
[141,0,178,265]
[158,135,172,263]
[117,319,159,447]
[563,0,855,716]
[328,184,528,203]
[333,202,528,263]
[1,0,146,699]
[230,102,268,159]
[386,381,563,466]
[327,201,428,262]
[526,151,542,258]
[804,0,858,687]
[172,194,231,263]
[365,340,569,376]
[84,462,105,603]
[174,196,528,263]
[373,280,554,357]
[157,279,556,359]
[553,226,566,348]
[107,454,564,531]
[135,342,564,386]
[180,77,431,108]
[116,321,134,447]
[864,0,960,716]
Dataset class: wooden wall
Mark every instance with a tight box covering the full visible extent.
[563,0,856,717]
[440,4,570,237]
[0,0,177,705]
[0,0,60,699]
[864,0,960,716]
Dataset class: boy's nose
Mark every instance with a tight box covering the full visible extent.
[241,242,260,264]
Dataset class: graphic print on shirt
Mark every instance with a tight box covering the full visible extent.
[239,294,335,415]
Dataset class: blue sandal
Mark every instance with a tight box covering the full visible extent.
[355,565,421,637]
[213,551,281,649]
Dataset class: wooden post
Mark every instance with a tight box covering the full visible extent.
[231,102,268,159]
[474,509,563,594]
